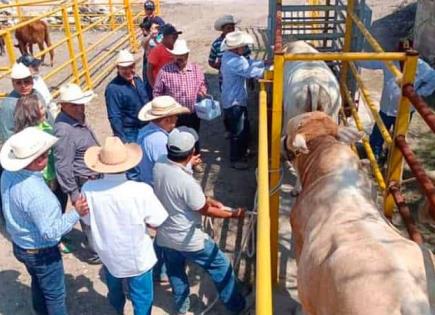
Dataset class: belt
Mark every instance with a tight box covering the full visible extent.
[14,243,59,255]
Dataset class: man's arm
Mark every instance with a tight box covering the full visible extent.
[147,62,155,87]
[105,86,127,142]
[198,197,244,219]
[230,56,265,79]
[54,124,82,203]
[208,45,221,70]
[153,70,165,97]
[196,66,207,97]
[143,186,168,228]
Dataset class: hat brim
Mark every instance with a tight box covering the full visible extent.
[167,48,190,55]
[214,18,241,31]
[60,91,96,105]
[0,135,58,172]
[138,101,190,121]
[117,61,135,67]
[84,143,143,174]
[221,34,254,51]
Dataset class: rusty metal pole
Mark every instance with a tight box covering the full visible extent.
[403,84,435,133]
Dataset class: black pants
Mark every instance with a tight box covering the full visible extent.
[176,113,201,152]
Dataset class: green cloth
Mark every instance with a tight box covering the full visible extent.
[38,121,56,183]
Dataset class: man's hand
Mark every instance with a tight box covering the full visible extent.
[74,195,89,217]
[190,153,202,167]
[230,207,246,219]
[207,197,224,209]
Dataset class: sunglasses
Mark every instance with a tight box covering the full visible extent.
[14,78,33,85]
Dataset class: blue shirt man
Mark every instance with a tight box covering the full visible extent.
[0,127,89,315]
[220,31,266,169]
[105,50,150,144]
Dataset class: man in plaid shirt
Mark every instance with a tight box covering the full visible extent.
[153,39,207,173]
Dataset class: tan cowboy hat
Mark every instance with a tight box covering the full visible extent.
[59,83,96,105]
[0,127,58,171]
[138,95,190,122]
[84,136,142,174]
[221,31,254,51]
[214,15,240,31]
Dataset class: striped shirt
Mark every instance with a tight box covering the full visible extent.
[153,62,207,111]
[1,169,79,249]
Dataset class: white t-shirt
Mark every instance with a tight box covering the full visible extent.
[153,156,207,252]
[82,174,168,278]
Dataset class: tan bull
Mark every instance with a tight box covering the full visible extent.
[15,20,54,67]
[283,111,435,315]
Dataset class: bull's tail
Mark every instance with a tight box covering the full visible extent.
[43,21,54,66]
[305,83,331,113]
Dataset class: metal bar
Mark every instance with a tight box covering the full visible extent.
[256,81,273,315]
[270,53,284,285]
[62,5,79,84]
[109,0,116,30]
[342,82,386,190]
[283,52,406,62]
[282,4,345,11]
[274,1,283,52]
[395,136,435,219]
[389,184,424,244]
[283,33,344,41]
[0,0,58,9]
[4,31,16,66]
[403,84,435,134]
[349,11,402,80]
[339,0,354,103]
[348,62,392,145]
[384,51,419,218]
[124,0,138,52]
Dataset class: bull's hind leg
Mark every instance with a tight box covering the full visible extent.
[37,42,46,65]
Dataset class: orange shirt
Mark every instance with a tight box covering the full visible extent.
[147,43,174,81]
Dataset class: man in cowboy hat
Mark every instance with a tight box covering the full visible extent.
[153,127,247,315]
[153,39,207,172]
[146,23,181,87]
[208,15,251,89]
[105,49,150,147]
[53,83,101,264]
[0,127,89,315]
[220,31,268,170]
[81,136,168,315]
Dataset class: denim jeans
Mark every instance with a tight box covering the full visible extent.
[104,266,153,315]
[153,241,167,281]
[13,243,67,315]
[176,113,201,152]
[369,110,414,157]
[162,238,245,314]
[223,106,250,162]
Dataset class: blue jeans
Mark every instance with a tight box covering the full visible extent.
[162,238,245,314]
[153,241,167,281]
[223,106,250,162]
[13,243,67,315]
[104,266,153,315]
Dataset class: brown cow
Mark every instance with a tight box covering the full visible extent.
[283,111,435,315]
[15,20,53,66]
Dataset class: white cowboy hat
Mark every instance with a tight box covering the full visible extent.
[11,62,32,80]
[214,15,240,31]
[116,49,135,67]
[221,31,254,51]
[0,127,58,171]
[84,136,142,174]
[167,39,190,55]
[59,83,96,105]
[138,95,190,121]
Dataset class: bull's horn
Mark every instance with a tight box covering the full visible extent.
[292,133,309,154]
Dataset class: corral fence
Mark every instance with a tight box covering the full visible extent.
[256,0,435,314]
[0,0,159,98]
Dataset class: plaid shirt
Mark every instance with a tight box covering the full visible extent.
[153,62,207,112]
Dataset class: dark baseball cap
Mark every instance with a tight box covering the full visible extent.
[161,23,182,36]
[16,54,42,67]
[144,1,155,10]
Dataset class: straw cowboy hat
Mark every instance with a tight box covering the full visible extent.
[167,39,190,55]
[221,31,254,51]
[84,136,142,174]
[0,127,58,171]
[214,15,240,31]
[11,62,32,79]
[59,83,96,105]
[138,95,190,121]
[116,49,135,67]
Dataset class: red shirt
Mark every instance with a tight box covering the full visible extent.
[147,43,174,81]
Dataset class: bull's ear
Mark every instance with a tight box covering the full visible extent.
[292,133,309,154]
[337,126,364,144]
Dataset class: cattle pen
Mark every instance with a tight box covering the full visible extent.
[0,0,434,314]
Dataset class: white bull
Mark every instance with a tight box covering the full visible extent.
[283,111,435,315]
[283,41,341,129]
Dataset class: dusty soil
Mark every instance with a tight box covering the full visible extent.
[1,0,433,315]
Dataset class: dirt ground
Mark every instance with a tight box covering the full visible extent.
[0,0,433,314]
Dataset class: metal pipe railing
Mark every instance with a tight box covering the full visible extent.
[403,84,435,134]
[283,52,406,62]
[395,136,435,219]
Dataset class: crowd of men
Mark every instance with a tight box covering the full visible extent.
[0,1,268,314]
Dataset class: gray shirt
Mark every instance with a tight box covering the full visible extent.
[53,112,99,203]
[153,156,207,252]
